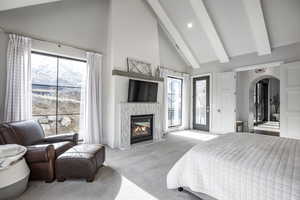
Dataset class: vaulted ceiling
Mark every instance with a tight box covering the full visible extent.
[0,0,61,11]
[1,0,300,68]
[156,0,300,67]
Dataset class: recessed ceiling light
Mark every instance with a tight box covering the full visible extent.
[187,22,193,29]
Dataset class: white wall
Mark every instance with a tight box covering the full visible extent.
[110,0,160,71]
[0,0,109,54]
[158,25,189,72]
[103,0,191,148]
[105,0,161,148]
[0,0,110,123]
[0,0,190,148]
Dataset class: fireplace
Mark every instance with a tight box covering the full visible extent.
[131,114,153,144]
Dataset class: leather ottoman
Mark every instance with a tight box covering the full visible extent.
[56,144,105,182]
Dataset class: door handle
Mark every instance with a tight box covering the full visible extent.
[217,109,221,113]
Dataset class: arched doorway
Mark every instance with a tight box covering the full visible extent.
[248,75,280,136]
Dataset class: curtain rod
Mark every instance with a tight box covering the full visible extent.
[160,66,190,76]
[0,26,103,55]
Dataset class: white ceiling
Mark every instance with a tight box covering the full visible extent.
[0,0,61,11]
[159,0,300,64]
[1,0,300,65]
[263,0,300,48]
[160,0,217,64]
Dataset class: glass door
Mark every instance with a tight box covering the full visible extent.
[193,76,210,131]
[167,77,183,128]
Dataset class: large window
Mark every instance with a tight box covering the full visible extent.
[167,77,183,127]
[31,52,86,136]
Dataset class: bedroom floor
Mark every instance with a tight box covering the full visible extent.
[16,130,217,200]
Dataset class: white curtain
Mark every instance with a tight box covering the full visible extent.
[4,34,32,122]
[80,52,103,144]
[182,74,191,130]
[160,70,169,133]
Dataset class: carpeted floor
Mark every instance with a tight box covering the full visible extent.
[16,130,217,200]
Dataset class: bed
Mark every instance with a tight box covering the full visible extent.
[167,133,300,200]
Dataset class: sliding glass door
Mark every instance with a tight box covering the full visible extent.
[193,76,210,131]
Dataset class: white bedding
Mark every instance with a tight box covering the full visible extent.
[167,133,300,200]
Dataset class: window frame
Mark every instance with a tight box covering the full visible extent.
[31,51,86,135]
[167,76,183,128]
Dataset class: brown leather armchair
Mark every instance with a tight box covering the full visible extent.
[0,120,78,182]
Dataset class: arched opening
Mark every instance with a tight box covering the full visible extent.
[248,75,280,136]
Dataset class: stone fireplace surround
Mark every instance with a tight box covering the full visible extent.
[119,102,162,149]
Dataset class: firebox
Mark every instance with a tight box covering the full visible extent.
[131,114,153,144]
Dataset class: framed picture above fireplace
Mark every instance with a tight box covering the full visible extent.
[127,58,152,76]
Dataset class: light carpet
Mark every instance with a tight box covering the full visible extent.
[16,130,217,200]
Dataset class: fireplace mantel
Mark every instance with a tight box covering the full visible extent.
[112,70,164,82]
[119,102,162,149]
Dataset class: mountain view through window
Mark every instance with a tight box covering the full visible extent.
[31,52,86,136]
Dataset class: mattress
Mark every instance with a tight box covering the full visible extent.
[167,133,300,200]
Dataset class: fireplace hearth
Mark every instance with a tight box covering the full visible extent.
[131,114,153,144]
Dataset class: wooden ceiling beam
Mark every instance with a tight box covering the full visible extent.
[242,0,271,55]
[190,0,229,63]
